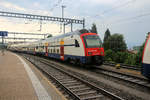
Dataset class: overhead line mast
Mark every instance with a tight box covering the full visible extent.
[0,11,85,28]
[62,5,66,34]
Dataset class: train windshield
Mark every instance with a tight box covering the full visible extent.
[83,35,102,48]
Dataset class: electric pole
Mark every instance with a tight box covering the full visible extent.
[61,5,66,34]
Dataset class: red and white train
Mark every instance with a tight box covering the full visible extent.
[142,33,150,79]
[10,29,104,65]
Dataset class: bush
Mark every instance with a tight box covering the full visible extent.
[114,52,128,63]
[104,49,114,61]
[124,53,136,65]
[104,49,137,65]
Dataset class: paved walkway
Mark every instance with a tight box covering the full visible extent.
[0,51,63,100]
[0,51,39,100]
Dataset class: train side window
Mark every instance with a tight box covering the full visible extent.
[41,46,43,49]
[75,39,80,47]
[57,49,59,53]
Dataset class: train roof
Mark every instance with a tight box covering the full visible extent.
[45,29,90,41]
[10,29,90,47]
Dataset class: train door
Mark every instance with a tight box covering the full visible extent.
[142,33,150,78]
[60,39,64,60]
[45,42,48,56]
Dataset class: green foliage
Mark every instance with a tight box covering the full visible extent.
[105,49,137,65]
[105,34,127,52]
[90,23,98,34]
[104,33,128,64]
[104,49,114,61]
[103,29,111,51]
[124,53,136,65]
[104,33,147,66]
[104,47,144,66]
[105,50,126,63]
[114,52,128,63]
[104,29,111,42]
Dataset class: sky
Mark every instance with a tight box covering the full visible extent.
[0,0,150,48]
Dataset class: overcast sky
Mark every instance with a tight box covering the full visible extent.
[0,0,150,48]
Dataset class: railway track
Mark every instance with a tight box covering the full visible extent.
[22,54,123,100]
[104,61,141,71]
[93,66,150,90]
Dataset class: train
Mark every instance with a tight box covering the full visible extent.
[9,29,104,65]
[142,33,150,79]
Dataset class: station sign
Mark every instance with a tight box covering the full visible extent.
[0,31,8,36]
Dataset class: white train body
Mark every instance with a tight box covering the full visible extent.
[142,33,150,78]
[10,30,104,65]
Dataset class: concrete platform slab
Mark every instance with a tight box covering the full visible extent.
[0,51,67,100]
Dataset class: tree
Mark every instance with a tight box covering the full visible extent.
[91,23,98,34]
[103,29,111,50]
[47,34,53,38]
[104,29,111,42]
[106,34,127,52]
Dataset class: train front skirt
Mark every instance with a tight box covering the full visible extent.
[142,63,150,79]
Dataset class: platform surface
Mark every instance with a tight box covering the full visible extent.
[0,51,67,100]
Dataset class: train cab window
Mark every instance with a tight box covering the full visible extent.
[83,35,102,48]
[75,39,80,47]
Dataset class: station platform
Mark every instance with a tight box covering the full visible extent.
[0,51,67,100]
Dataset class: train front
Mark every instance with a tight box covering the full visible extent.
[80,32,104,65]
[142,33,150,79]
